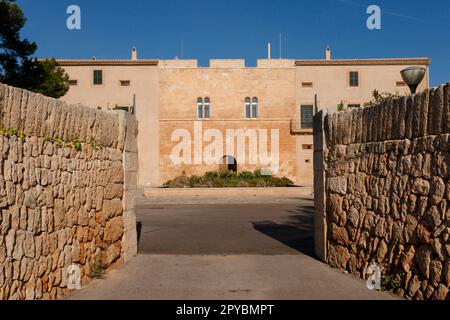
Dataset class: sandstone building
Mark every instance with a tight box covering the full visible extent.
[55,47,430,187]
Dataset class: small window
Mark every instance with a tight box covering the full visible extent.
[69,80,78,86]
[204,97,210,119]
[93,70,103,85]
[349,71,359,87]
[113,106,131,112]
[120,80,130,86]
[348,104,361,108]
[252,97,258,118]
[302,144,313,150]
[396,81,406,87]
[302,82,313,88]
[245,97,251,119]
[301,105,314,129]
[197,98,203,119]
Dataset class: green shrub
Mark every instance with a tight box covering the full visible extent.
[163,169,294,188]
[238,171,254,179]
[381,274,400,291]
[88,256,105,279]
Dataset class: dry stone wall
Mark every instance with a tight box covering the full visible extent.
[0,84,138,300]
[314,83,450,300]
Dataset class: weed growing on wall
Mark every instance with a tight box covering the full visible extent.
[0,127,105,152]
[88,256,105,279]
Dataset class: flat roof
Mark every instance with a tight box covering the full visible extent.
[51,57,431,67]
[54,59,159,66]
[295,58,430,66]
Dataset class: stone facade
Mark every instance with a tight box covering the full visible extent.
[314,83,450,300]
[0,84,138,300]
[56,49,430,187]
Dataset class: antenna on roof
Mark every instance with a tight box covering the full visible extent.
[279,33,282,59]
[181,39,184,59]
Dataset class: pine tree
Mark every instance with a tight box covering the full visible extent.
[0,0,69,98]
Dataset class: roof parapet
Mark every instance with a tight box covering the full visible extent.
[295,58,431,66]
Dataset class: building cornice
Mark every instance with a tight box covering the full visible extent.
[295,58,431,66]
[53,59,159,66]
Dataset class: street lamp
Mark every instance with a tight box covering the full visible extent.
[400,66,426,94]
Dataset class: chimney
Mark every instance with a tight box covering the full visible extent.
[131,47,138,61]
[268,43,271,60]
[325,46,331,61]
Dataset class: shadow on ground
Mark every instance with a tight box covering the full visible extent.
[136,221,143,247]
[252,205,316,259]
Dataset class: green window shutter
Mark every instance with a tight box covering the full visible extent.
[301,105,314,129]
[93,70,103,85]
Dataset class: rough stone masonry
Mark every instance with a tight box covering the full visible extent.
[314,82,450,300]
[0,84,138,300]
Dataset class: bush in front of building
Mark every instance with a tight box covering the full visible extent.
[163,170,294,188]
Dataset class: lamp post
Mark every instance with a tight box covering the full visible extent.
[400,66,426,94]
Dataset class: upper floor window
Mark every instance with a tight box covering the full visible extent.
[120,80,131,87]
[69,80,78,86]
[246,97,258,119]
[93,70,103,85]
[252,97,258,118]
[197,97,203,119]
[204,97,210,119]
[302,82,313,88]
[245,97,251,118]
[301,105,314,129]
[349,71,359,87]
[197,97,210,119]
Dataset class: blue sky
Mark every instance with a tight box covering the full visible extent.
[17,0,450,86]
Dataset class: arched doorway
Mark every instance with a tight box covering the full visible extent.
[219,155,237,173]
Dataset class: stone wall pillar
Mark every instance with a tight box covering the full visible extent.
[119,112,139,263]
[313,110,327,262]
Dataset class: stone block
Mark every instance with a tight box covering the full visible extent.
[102,199,123,219]
[412,93,422,138]
[103,217,124,243]
[328,176,347,195]
[419,90,429,136]
[405,96,414,139]
[123,152,138,172]
[429,86,445,135]
[444,83,450,133]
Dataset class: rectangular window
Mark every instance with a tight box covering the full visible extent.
[300,105,314,129]
[113,106,130,112]
[349,71,359,87]
[245,103,251,119]
[348,104,361,108]
[302,82,313,88]
[252,105,258,118]
[204,105,210,119]
[120,80,130,86]
[197,105,203,119]
[69,80,78,86]
[93,70,103,85]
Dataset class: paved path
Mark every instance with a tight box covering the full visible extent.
[143,187,314,205]
[68,199,397,300]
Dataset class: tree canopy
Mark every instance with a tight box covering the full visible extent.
[0,0,69,98]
